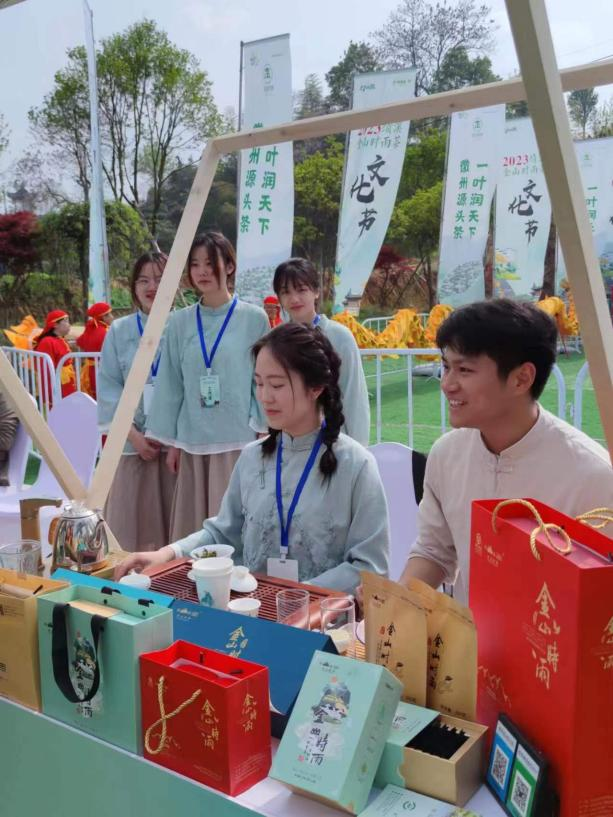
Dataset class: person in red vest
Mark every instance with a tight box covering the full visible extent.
[33,309,77,405]
[263,294,282,328]
[76,302,113,399]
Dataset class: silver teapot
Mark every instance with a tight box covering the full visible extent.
[49,501,109,573]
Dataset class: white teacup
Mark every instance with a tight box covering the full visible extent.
[119,572,152,590]
[228,597,261,618]
[190,544,235,561]
[189,557,233,609]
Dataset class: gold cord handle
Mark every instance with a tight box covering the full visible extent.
[491,499,573,561]
[144,675,202,755]
[575,508,613,530]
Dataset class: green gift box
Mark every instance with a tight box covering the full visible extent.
[37,584,173,753]
[270,650,402,814]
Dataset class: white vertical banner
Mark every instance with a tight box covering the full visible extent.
[334,68,417,307]
[437,105,505,306]
[83,0,110,304]
[494,117,552,299]
[556,137,613,293]
[235,34,293,305]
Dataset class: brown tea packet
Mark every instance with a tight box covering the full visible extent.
[362,571,428,705]
[406,577,477,720]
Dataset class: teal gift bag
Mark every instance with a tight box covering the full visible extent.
[38,584,173,753]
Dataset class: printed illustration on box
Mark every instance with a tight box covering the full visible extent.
[271,650,402,814]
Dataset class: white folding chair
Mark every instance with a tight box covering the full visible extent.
[369,442,421,581]
[0,392,100,555]
[0,399,34,496]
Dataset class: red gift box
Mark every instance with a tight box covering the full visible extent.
[140,640,271,795]
[469,499,613,817]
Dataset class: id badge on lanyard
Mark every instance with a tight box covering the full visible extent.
[196,298,237,409]
[136,313,160,416]
[269,425,323,582]
[200,373,221,408]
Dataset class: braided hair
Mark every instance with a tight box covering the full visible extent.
[252,323,345,478]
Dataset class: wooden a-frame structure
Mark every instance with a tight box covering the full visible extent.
[0,0,611,551]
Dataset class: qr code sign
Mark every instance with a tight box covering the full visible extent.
[510,769,531,817]
[492,745,509,787]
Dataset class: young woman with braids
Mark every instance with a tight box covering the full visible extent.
[115,323,389,592]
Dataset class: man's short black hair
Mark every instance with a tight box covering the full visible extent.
[436,299,558,399]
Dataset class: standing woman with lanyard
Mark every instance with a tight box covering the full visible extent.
[97,252,175,551]
[145,231,270,541]
[116,323,389,593]
[273,258,371,447]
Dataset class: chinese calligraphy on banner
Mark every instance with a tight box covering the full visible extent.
[235,34,294,305]
[556,136,613,293]
[494,117,552,299]
[334,68,417,307]
[437,105,505,306]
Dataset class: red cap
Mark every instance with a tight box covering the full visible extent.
[263,295,279,305]
[43,310,69,331]
[87,302,112,319]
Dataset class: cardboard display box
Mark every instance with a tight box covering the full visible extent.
[375,703,488,807]
[270,650,402,814]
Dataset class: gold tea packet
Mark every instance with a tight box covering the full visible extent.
[406,577,477,720]
[362,572,428,705]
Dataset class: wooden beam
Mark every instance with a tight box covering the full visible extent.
[86,141,222,510]
[213,57,613,155]
[505,0,613,459]
[0,352,87,499]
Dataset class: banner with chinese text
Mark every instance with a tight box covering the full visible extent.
[235,35,294,305]
[334,68,417,306]
[556,136,613,293]
[494,117,552,299]
[437,105,505,306]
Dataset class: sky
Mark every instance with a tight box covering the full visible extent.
[1,0,613,181]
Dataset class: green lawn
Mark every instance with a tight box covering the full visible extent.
[362,351,605,453]
[23,351,604,485]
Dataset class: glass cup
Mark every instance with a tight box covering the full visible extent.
[0,540,41,575]
[276,588,311,629]
[320,596,356,657]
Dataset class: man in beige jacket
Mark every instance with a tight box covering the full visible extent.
[401,299,613,605]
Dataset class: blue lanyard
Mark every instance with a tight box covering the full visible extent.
[276,426,323,557]
[196,297,238,373]
[312,314,321,327]
[136,313,161,378]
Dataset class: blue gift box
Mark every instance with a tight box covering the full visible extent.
[51,569,174,608]
[171,599,337,737]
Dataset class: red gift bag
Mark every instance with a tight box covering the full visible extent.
[470,499,613,817]
[140,640,271,795]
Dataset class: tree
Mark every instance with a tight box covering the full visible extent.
[362,245,425,310]
[371,0,496,96]
[28,48,91,201]
[293,139,344,286]
[431,46,500,92]
[388,181,443,308]
[36,201,149,315]
[0,211,40,311]
[325,42,380,111]
[29,20,222,236]
[592,99,613,138]
[568,88,599,138]
[0,112,9,160]
[397,128,447,202]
